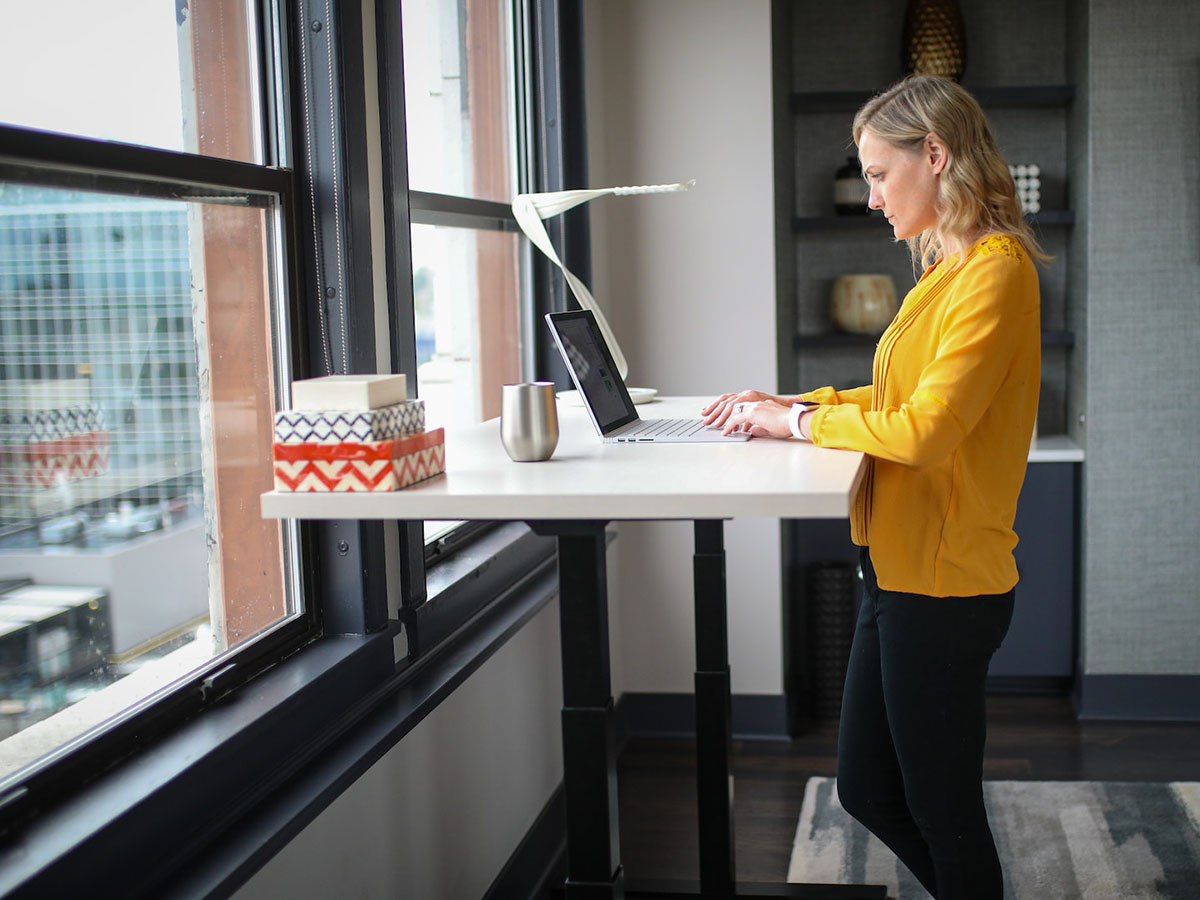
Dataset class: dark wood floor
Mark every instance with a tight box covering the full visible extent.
[611,694,1200,885]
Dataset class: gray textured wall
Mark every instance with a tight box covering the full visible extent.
[1082,0,1200,674]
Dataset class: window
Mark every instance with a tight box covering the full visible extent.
[399,0,530,549]
[0,0,263,164]
[0,0,307,803]
[402,0,518,204]
[411,224,524,431]
[0,0,582,891]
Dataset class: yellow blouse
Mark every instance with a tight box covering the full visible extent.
[801,233,1041,597]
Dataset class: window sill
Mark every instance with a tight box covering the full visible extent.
[0,632,216,782]
[0,527,557,899]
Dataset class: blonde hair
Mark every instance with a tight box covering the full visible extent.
[852,74,1050,269]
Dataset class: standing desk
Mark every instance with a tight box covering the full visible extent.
[262,397,880,899]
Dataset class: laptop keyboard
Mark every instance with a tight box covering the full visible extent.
[622,418,710,438]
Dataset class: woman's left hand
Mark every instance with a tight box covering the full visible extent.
[721,398,792,439]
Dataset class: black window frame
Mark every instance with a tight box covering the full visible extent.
[376,0,591,657]
[0,0,589,895]
[0,3,319,831]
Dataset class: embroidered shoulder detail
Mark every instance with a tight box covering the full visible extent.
[978,234,1025,262]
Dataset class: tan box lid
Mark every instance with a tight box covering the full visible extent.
[290,374,408,411]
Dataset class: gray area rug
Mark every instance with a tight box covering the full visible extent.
[788,778,1200,899]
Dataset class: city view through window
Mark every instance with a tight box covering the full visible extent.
[0,1,296,782]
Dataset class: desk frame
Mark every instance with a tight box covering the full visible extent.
[532,519,884,900]
[262,397,879,898]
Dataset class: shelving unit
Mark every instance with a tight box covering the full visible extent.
[787,66,1077,433]
[775,1,1084,705]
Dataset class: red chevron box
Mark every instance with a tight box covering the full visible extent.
[4,431,112,488]
[272,428,445,492]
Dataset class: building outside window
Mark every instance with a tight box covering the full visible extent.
[0,0,302,787]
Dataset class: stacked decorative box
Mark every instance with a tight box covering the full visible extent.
[0,380,110,489]
[272,375,444,492]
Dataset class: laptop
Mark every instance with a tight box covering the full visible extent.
[545,309,750,443]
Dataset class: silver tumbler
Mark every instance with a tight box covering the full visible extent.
[500,382,559,462]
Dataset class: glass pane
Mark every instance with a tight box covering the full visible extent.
[402,0,517,202]
[0,182,298,781]
[0,0,262,164]
[413,224,522,544]
[413,225,523,429]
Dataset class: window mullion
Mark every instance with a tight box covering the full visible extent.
[530,0,589,384]
[293,0,388,636]
[373,0,429,655]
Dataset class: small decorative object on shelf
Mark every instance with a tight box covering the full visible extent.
[833,156,869,215]
[272,375,444,492]
[830,274,899,334]
[1009,163,1041,214]
[902,0,967,82]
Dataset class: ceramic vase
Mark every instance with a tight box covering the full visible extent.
[902,0,967,82]
[830,275,899,334]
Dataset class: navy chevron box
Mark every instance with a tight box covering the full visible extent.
[0,404,107,445]
[274,401,426,444]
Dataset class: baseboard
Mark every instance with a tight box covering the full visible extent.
[1073,674,1200,721]
[481,784,565,900]
[986,675,1073,695]
[618,692,788,740]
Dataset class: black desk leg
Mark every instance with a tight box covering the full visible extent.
[544,522,624,899]
[537,519,886,900]
[693,520,735,896]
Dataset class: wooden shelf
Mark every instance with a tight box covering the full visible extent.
[791,84,1076,114]
[794,329,1074,349]
[793,210,1074,231]
[1027,210,1075,227]
[793,213,889,230]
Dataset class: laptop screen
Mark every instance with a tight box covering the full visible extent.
[545,310,638,435]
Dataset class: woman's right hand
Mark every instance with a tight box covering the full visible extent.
[701,390,790,428]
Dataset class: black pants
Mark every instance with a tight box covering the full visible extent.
[836,549,1014,899]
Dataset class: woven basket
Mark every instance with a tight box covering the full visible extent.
[902,0,967,82]
[805,562,857,720]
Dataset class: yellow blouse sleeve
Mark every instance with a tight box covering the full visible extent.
[809,253,1038,467]
[799,384,872,409]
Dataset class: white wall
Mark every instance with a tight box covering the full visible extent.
[234,600,564,900]
[585,0,783,694]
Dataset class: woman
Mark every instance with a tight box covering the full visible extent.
[701,74,1047,899]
